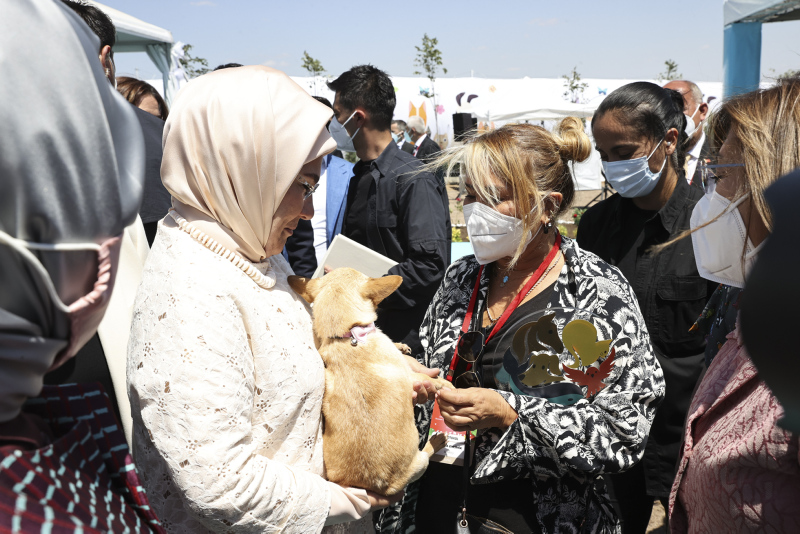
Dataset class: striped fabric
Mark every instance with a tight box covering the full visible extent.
[0,384,164,533]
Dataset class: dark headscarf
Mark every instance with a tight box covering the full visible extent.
[0,0,144,421]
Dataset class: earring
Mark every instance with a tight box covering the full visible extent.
[543,210,555,234]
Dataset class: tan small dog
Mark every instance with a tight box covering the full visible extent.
[288,268,451,496]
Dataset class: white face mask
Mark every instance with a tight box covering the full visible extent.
[464,202,545,265]
[690,192,764,288]
[684,104,702,138]
[602,139,668,198]
[0,230,122,421]
[329,111,360,153]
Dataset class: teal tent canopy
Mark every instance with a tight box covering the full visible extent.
[723,0,800,97]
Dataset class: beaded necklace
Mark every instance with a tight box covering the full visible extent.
[168,209,275,290]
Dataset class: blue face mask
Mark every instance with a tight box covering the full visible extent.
[404,132,412,143]
[602,139,669,198]
[391,132,399,143]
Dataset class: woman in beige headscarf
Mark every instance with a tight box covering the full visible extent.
[127,66,395,533]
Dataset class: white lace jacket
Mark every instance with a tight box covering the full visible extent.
[128,223,330,533]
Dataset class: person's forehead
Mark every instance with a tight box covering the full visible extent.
[332,94,344,111]
[665,82,695,107]
[664,81,688,93]
[593,112,650,148]
[465,173,510,193]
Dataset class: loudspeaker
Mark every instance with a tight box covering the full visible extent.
[452,113,477,141]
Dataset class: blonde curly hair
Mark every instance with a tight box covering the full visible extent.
[430,118,592,267]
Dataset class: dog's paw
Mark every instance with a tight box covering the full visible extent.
[395,343,413,355]
[428,432,448,453]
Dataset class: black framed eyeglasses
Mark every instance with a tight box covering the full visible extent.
[454,330,486,388]
[698,161,744,195]
[298,179,319,200]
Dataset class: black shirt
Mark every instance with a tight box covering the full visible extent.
[342,160,374,246]
[338,141,451,356]
[576,175,716,497]
[415,284,557,534]
[577,176,714,359]
[478,282,556,390]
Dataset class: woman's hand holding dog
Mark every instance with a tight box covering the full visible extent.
[367,489,405,511]
[436,387,518,431]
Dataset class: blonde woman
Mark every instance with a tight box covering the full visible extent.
[378,121,665,533]
[669,76,800,533]
[127,67,405,533]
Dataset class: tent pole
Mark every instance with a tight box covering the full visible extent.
[723,22,762,98]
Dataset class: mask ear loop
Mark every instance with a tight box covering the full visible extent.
[647,136,673,175]
[0,231,102,314]
[646,138,665,160]
[342,110,361,143]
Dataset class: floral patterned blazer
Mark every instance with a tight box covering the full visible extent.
[376,236,665,534]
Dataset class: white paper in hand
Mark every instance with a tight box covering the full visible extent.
[312,234,398,278]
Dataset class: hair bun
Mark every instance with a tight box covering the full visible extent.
[556,116,592,163]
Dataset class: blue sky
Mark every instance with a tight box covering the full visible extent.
[108,0,800,82]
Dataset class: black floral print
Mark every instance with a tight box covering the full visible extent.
[375,237,665,534]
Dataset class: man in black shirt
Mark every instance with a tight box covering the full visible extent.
[327,65,451,355]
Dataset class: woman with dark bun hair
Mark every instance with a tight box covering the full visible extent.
[577,82,716,533]
[380,119,665,533]
[116,76,169,120]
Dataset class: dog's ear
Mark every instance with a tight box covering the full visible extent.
[288,275,321,303]
[361,275,403,306]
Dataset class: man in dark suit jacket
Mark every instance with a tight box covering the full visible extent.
[391,119,415,154]
[407,115,442,163]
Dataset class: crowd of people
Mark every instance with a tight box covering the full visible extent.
[1,1,800,533]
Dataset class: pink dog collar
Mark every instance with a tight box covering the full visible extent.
[338,322,376,346]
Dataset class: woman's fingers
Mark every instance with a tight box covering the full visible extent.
[440,410,474,432]
[436,386,476,406]
[437,388,515,430]
[367,489,405,511]
[412,381,435,404]
[405,355,440,378]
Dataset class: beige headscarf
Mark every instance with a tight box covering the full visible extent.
[162,66,336,263]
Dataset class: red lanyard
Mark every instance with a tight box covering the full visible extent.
[446,234,562,382]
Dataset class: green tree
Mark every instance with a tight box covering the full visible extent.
[562,66,589,103]
[301,51,325,77]
[179,43,209,79]
[657,59,682,82]
[414,34,448,137]
[301,51,326,96]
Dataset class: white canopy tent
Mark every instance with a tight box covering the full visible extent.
[470,78,598,122]
[291,75,722,191]
[88,1,183,103]
[473,102,597,122]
